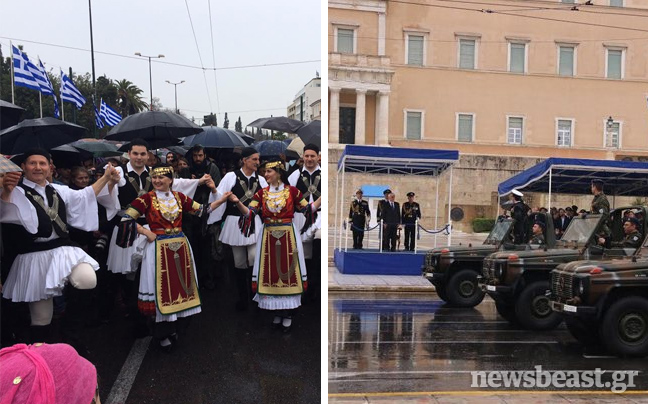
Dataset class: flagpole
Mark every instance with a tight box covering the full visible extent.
[39,92,43,118]
[10,41,15,103]
[70,67,77,124]
[88,0,98,137]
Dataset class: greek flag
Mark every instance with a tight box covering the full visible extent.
[38,60,59,118]
[12,45,40,91]
[94,102,104,129]
[99,99,122,126]
[31,59,55,97]
[60,70,86,109]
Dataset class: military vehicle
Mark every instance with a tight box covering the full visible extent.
[422,217,518,307]
[480,207,645,330]
[550,229,648,356]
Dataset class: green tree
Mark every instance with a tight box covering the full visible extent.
[116,79,148,116]
[223,112,229,129]
[235,116,242,132]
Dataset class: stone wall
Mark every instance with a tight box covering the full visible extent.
[328,147,638,232]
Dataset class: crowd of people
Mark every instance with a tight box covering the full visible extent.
[0,137,322,401]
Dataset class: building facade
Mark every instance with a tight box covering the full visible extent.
[287,76,322,123]
[329,0,648,232]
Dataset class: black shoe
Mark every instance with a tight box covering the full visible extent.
[158,338,174,354]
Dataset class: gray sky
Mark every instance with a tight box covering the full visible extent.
[0,0,321,129]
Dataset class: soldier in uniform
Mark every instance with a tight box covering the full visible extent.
[609,217,643,248]
[529,221,545,245]
[509,189,530,244]
[401,192,421,251]
[348,189,370,249]
[591,179,611,244]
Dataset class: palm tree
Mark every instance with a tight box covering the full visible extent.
[115,79,148,116]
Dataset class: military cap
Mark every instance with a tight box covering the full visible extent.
[407,192,415,197]
[355,188,363,194]
[534,221,546,229]
[591,179,604,188]
[512,189,523,197]
[626,217,641,227]
[383,189,392,196]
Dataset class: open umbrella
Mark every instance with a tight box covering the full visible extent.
[105,111,203,148]
[253,140,288,158]
[117,137,183,152]
[0,100,25,130]
[237,132,255,145]
[296,120,320,148]
[286,137,305,159]
[247,116,305,134]
[183,126,248,148]
[0,117,87,155]
[0,155,22,173]
[71,139,122,157]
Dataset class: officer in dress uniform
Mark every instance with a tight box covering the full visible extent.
[402,192,421,251]
[349,189,370,249]
[509,189,530,244]
[609,217,643,249]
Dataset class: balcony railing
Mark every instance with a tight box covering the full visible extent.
[329,53,391,69]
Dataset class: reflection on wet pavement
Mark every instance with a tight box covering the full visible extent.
[329,292,648,402]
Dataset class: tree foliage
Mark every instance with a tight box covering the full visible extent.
[223,112,229,129]
[235,116,242,132]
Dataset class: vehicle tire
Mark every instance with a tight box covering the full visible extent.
[600,296,648,357]
[445,269,485,308]
[434,283,449,302]
[565,317,601,348]
[515,281,562,330]
[495,300,518,324]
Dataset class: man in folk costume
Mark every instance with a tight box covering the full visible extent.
[0,149,121,344]
[107,138,209,327]
[116,164,230,351]
[215,147,267,310]
[288,143,321,303]
[229,157,321,331]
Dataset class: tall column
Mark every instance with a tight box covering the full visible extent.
[355,89,367,145]
[329,88,341,144]
[376,90,390,145]
[378,13,386,56]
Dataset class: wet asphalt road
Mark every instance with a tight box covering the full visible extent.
[329,291,648,401]
[79,278,321,404]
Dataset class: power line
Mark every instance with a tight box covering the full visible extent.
[184,0,213,113]
[208,0,221,117]
[182,106,286,114]
[328,33,648,44]
[0,36,319,71]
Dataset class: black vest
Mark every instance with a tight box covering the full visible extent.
[5,182,74,254]
[295,168,321,201]
[224,170,261,217]
[118,165,152,209]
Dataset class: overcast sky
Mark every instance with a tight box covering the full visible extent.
[0,0,321,129]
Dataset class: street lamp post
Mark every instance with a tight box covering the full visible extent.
[165,80,185,114]
[135,52,165,111]
[606,116,614,148]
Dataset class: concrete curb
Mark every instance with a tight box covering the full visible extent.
[329,285,435,292]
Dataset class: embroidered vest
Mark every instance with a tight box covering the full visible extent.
[118,165,152,209]
[225,170,261,217]
[296,168,321,201]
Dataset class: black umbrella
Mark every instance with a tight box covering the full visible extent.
[183,126,248,148]
[51,144,91,168]
[167,146,189,156]
[0,100,25,130]
[105,111,203,148]
[247,116,305,134]
[117,137,182,152]
[253,140,288,158]
[71,139,122,157]
[237,132,255,145]
[0,117,87,155]
[296,120,321,148]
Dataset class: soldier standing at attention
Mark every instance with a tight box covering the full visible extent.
[349,189,370,249]
[401,192,421,251]
[591,179,611,244]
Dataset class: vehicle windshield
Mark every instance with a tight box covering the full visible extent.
[484,220,514,245]
[560,216,601,244]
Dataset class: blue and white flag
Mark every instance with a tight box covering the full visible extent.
[94,102,105,129]
[99,99,122,126]
[32,59,55,97]
[12,45,40,91]
[60,70,86,109]
[38,60,59,118]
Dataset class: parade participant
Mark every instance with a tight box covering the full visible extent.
[215,147,268,310]
[376,188,390,225]
[591,179,611,243]
[529,221,545,245]
[187,145,222,290]
[117,164,230,351]
[288,144,321,301]
[402,192,421,251]
[381,192,400,251]
[509,189,530,244]
[0,149,120,343]
[348,189,370,249]
[229,157,320,331]
[602,217,643,248]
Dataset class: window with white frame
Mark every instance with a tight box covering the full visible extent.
[561,0,575,3]
[606,48,623,79]
[457,114,474,142]
[605,121,620,148]
[557,119,573,146]
[610,0,623,7]
[406,111,422,140]
[337,28,355,54]
[558,45,575,76]
[459,39,476,69]
[406,34,425,66]
[509,42,526,73]
[507,117,523,144]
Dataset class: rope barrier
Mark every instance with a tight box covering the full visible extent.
[343,220,381,232]
[417,223,451,235]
